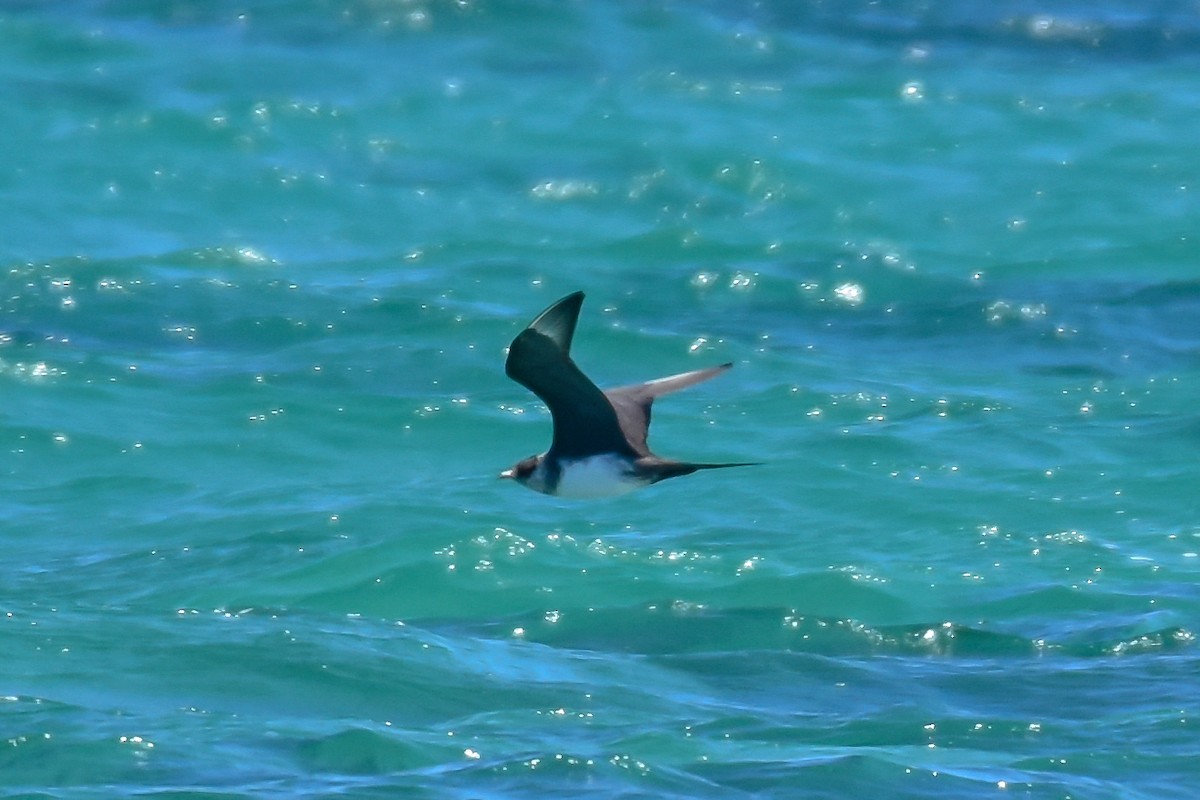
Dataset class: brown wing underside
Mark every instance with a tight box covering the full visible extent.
[603,363,733,456]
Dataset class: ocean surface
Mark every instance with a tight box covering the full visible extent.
[3,1,1199,797]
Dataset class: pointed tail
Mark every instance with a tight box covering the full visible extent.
[688,461,761,471]
[646,460,760,483]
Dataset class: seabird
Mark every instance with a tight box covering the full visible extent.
[500,291,756,498]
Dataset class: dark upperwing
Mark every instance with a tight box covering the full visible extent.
[504,291,635,459]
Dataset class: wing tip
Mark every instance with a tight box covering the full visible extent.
[516,290,588,355]
[554,290,585,312]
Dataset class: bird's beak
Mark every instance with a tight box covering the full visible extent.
[499,468,514,479]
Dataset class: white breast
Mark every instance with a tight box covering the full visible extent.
[554,454,646,499]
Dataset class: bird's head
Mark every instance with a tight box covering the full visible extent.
[499,454,542,488]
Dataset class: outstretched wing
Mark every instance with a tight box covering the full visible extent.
[604,363,733,457]
[505,292,635,459]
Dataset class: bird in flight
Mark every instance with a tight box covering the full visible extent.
[500,291,756,498]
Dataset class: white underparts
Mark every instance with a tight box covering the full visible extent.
[552,454,646,499]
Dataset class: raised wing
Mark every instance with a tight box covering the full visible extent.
[604,363,733,457]
[505,292,635,459]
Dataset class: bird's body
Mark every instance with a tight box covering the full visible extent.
[500,291,755,498]
[534,453,646,499]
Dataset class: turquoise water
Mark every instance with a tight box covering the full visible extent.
[3,2,1199,797]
